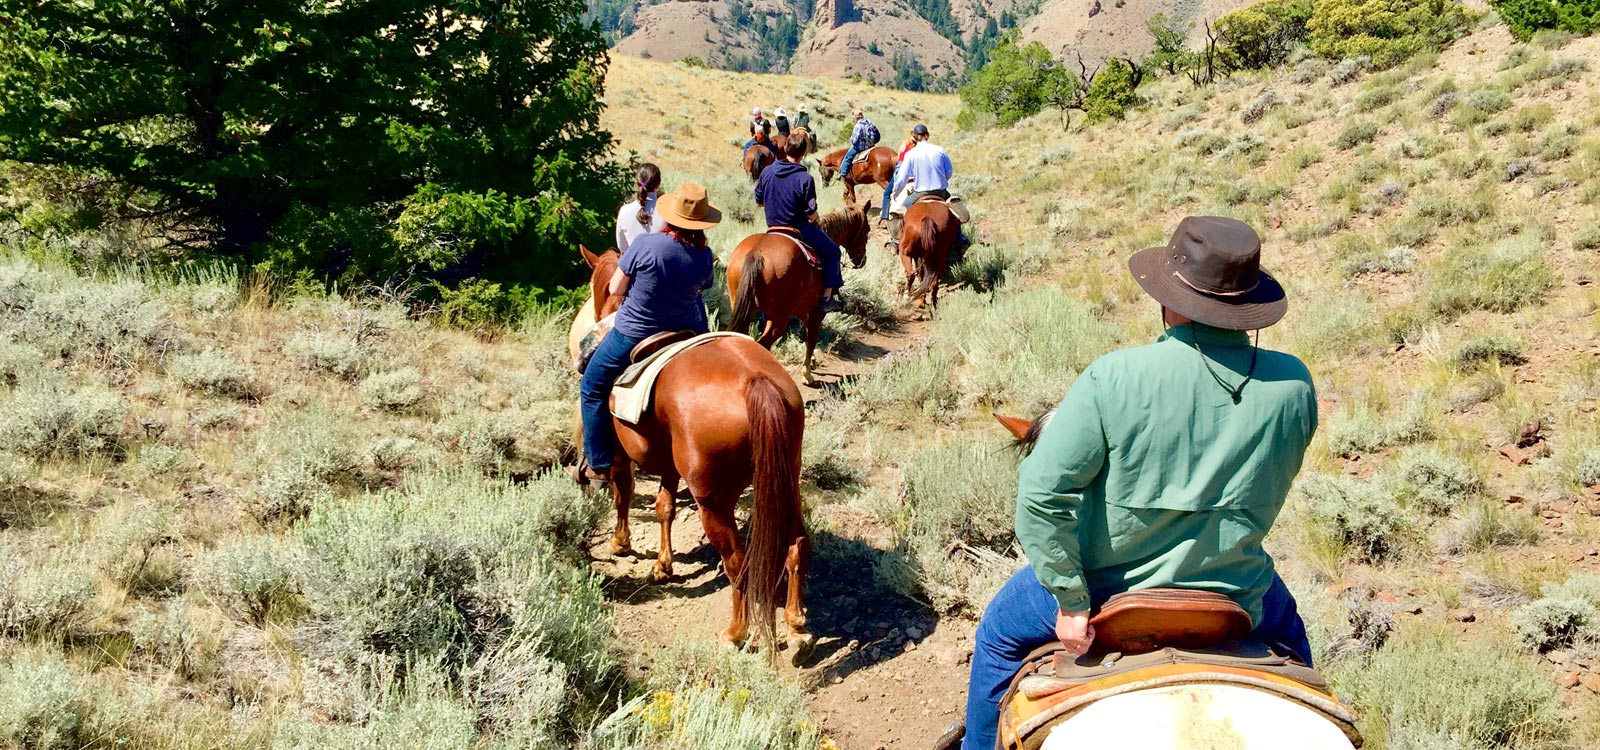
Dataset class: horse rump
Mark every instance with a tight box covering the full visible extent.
[908,211,942,298]
[743,375,803,650]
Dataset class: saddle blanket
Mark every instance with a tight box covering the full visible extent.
[766,229,820,269]
[610,332,748,424]
[850,149,875,166]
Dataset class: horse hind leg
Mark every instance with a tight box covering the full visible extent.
[608,461,637,556]
[784,533,815,666]
[802,306,824,385]
[696,491,750,648]
[650,472,680,582]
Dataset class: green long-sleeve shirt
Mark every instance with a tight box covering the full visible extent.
[1015,324,1317,626]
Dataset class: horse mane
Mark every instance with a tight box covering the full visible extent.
[590,249,621,316]
[817,206,862,240]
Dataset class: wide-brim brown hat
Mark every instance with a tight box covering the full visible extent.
[1128,216,1287,330]
[657,183,722,230]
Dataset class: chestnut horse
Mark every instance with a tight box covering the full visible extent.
[576,246,814,662]
[725,202,872,382]
[898,198,962,309]
[744,141,775,182]
[818,145,897,203]
[788,127,813,159]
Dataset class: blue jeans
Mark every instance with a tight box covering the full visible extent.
[579,330,644,472]
[797,223,844,290]
[839,145,861,180]
[960,567,1312,750]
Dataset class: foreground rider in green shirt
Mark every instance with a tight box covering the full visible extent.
[946,217,1319,750]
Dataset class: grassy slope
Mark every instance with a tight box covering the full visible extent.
[3,25,1600,750]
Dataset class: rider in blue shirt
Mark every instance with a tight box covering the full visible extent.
[755,137,846,312]
[575,184,719,485]
[838,109,877,183]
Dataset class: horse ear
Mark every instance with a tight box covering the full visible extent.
[861,199,873,215]
[994,414,1033,441]
[580,245,601,268]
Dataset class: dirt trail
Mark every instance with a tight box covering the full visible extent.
[589,236,974,749]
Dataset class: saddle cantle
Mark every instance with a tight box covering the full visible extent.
[765,227,821,269]
[629,330,697,363]
[1089,589,1252,654]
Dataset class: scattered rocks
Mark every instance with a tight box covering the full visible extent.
[1448,609,1476,623]
[1560,671,1581,689]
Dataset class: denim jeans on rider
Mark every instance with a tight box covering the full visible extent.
[580,329,645,472]
[798,223,845,290]
[839,145,861,181]
[959,567,1313,750]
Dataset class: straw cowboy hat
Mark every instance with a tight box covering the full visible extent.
[1128,216,1287,330]
[657,183,722,231]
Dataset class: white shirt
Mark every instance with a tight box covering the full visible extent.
[892,142,953,195]
[615,193,666,252]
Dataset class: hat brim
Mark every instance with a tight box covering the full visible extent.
[1128,246,1287,330]
[659,204,722,231]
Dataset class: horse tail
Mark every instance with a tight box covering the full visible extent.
[909,212,942,298]
[744,374,802,651]
[727,250,764,334]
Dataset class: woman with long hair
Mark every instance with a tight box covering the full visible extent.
[576,183,721,484]
[615,163,665,252]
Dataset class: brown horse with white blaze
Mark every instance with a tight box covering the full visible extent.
[576,246,814,663]
[725,202,872,382]
[818,145,897,204]
[898,198,961,309]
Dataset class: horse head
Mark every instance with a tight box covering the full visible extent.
[579,244,623,318]
[995,410,1054,453]
[817,151,842,186]
[845,200,871,268]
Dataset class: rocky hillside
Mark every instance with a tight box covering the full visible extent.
[594,0,1252,87]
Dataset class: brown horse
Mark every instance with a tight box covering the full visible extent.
[744,141,775,182]
[576,246,814,663]
[786,127,813,160]
[725,202,873,382]
[898,198,961,309]
[818,145,897,203]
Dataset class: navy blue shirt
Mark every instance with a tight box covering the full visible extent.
[753,161,817,229]
[613,233,713,338]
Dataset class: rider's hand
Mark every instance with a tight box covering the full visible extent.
[1055,610,1095,656]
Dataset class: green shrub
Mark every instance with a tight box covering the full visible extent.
[0,652,92,750]
[130,601,224,682]
[1492,0,1600,40]
[1338,626,1566,748]
[930,289,1118,409]
[1326,395,1437,457]
[1328,56,1370,85]
[285,331,364,379]
[1335,120,1381,150]
[1414,186,1496,224]
[1355,84,1400,112]
[169,349,256,398]
[434,410,521,472]
[199,536,301,626]
[800,417,865,491]
[1437,499,1541,553]
[1308,0,1478,68]
[958,32,1080,127]
[1575,224,1600,250]
[590,642,824,750]
[848,346,962,418]
[359,367,426,412]
[1394,445,1483,515]
[885,436,1024,612]
[1216,0,1314,70]
[1341,245,1417,277]
[1511,596,1597,652]
[0,379,127,459]
[1297,473,1413,563]
[1451,334,1526,370]
[251,410,361,523]
[1083,58,1140,124]
[1427,237,1557,316]
[92,503,181,595]
[0,545,95,638]
[0,258,174,365]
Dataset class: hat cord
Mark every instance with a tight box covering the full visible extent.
[1190,323,1259,404]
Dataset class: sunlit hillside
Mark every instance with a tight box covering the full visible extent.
[3,18,1600,750]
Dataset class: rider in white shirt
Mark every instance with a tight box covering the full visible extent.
[615,163,666,253]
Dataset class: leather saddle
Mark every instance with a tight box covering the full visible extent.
[1090,589,1252,654]
[849,149,874,165]
[629,330,698,363]
[765,226,821,269]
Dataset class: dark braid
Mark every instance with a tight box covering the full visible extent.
[635,163,661,226]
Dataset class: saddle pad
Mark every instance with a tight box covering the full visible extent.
[850,150,874,165]
[766,230,820,269]
[610,332,748,423]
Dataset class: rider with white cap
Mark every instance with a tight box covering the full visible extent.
[774,107,791,137]
[742,106,773,159]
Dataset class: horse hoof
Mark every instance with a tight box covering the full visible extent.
[719,632,750,651]
[788,634,817,666]
[649,562,674,583]
[608,539,633,557]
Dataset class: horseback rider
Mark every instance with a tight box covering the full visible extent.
[754,136,846,313]
[887,124,967,255]
[574,184,720,486]
[942,217,1316,750]
[837,108,878,182]
[880,128,919,222]
[774,107,791,137]
[794,106,811,132]
[615,162,665,253]
[743,107,774,158]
